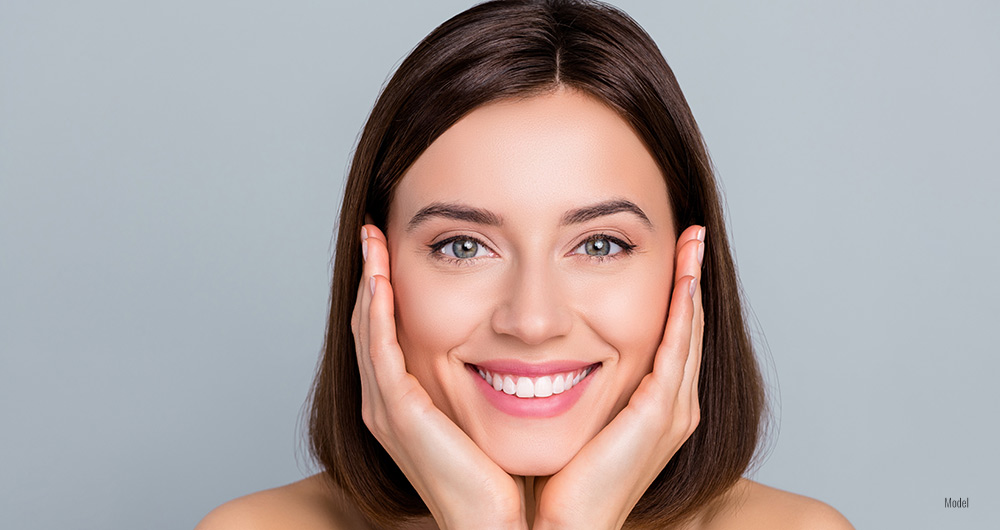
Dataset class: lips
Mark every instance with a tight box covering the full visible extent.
[474,365,596,398]
[466,360,601,417]
[465,359,601,418]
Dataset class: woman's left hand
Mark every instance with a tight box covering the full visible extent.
[531,224,706,530]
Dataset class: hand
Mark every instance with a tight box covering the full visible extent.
[352,225,528,530]
[531,225,706,530]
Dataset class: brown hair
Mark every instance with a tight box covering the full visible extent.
[309,0,766,527]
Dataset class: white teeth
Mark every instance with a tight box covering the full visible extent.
[534,376,553,397]
[477,366,595,398]
[515,377,534,398]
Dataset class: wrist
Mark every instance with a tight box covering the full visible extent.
[532,506,623,530]
[433,492,527,530]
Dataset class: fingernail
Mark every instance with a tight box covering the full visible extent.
[370,276,376,295]
[697,241,705,265]
[360,226,369,241]
[697,226,706,242]
[689,277,698,298]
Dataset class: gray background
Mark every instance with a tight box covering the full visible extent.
[1,1,997,528]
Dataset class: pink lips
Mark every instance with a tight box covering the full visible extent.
[467,360,600,418]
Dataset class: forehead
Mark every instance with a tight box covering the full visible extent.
[389,89,671,230]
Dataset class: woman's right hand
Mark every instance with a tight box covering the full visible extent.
[352,224,527,530]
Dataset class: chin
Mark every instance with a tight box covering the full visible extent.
[500,454,571,478]
[477,431,582,477]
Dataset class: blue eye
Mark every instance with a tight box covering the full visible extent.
[574,235,634,258]
[432,236,493,260]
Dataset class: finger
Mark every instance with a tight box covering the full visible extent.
[652,226,702,375]
[354,227,375,395]
[686,278,704,415]
[676,229,704,410]
[368,273,408,389]
[673,227,704,288]
[362,224,391,281]
[356,225,391,388]
[352,225,371,337]
[651,274,696,382]
[675,277,702,414]
[360,225,409,392]
[673,225,704,267]
[358,225,391,357]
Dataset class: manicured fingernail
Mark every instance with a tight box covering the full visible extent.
[360,226,369,241]
[697,226,706,242]
[689,277,698,297]
[370,276,376,295]
[697,241,705,265]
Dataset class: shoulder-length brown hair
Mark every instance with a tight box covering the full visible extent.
[309,1,765,528]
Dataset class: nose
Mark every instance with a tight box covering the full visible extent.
[490,260,573,346]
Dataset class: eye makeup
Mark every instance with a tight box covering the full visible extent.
[426,232,637,266]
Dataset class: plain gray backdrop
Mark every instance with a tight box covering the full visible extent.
[1,1,997,528]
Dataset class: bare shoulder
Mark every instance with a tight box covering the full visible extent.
[194,474,372,530]
[699,478,854,530]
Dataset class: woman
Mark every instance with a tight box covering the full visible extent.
[199,1,852,528]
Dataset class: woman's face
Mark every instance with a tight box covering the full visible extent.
[385,88,676,476]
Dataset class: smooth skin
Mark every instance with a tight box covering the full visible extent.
[359,221,702,530]
[197,224,851,529]
[385,89,684,480]
[196,90,854,530]
[354,89,704,528]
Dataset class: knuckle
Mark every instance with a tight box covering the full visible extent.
[361,405,390,439]
[372,412,393,438]
[689,408,701,435]
[351,302,362,333]
[635,393,672,424]
[360,406,375,430]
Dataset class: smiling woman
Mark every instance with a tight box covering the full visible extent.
[387,91,678,478]
[197,1,852,529]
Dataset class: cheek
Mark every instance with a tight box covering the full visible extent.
[391,264,485,373]
[572,260,673,368]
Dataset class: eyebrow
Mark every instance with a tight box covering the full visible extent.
[406,198,653,232]
[406,202,503,231]
[560,199,652,228]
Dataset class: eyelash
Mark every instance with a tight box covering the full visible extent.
[427,233,636,265]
